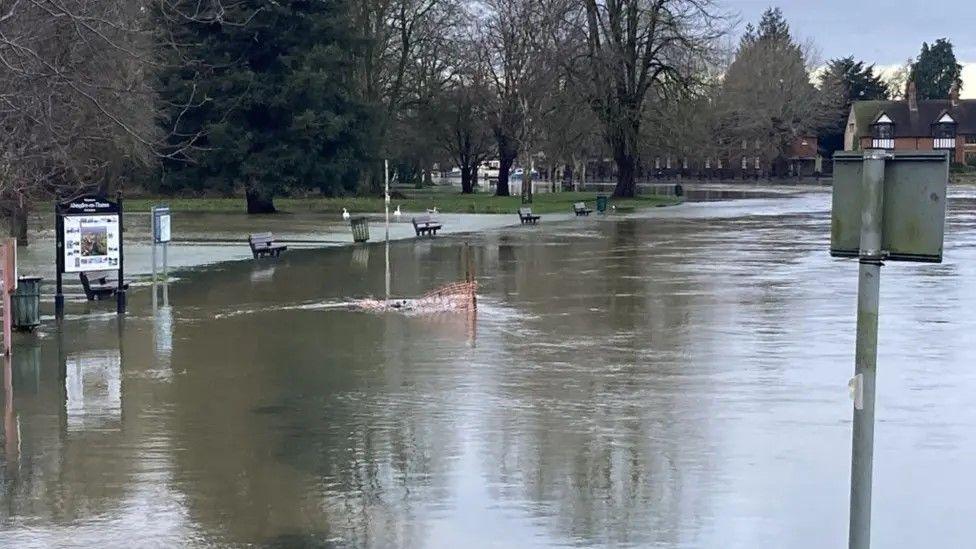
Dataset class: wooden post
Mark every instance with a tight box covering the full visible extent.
[1,238,16,356]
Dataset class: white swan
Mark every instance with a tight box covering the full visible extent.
[342,208,350,221]
[394,205,402,218]
[427,207,438,215]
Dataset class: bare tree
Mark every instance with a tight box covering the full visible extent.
[573,0,724,197]
[436,74,493,194]
[429,29,494,195]
[354,0,460,193]
[537,75,600,192]
[0,0,189,243]
[478,0,546,198]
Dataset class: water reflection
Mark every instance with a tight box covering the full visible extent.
[3,356,18,471]
[3,190,976,547]
[351,245,370,271]
[65,350,122,433]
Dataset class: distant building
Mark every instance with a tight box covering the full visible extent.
[846,82,976,164]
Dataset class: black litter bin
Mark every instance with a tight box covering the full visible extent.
[596,194,609,213]
[350,216,370,243]
[12,276,42,332]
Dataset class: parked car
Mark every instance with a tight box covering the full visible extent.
[511,168,540,179]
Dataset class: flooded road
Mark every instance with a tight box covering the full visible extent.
[3,188,976,547]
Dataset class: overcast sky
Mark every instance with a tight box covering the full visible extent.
[727,1,976,97]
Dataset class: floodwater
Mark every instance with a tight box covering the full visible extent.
[3,187,976,548]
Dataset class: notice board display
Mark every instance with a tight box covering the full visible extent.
[63,214,121,273]
[59,196,121,274]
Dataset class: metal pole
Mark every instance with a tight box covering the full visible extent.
[151,208,158,310]
[116,191,126,314]
[55,201,64,321]
[163,241,169,305]
[849,149,886,549]
[385,159,391,302]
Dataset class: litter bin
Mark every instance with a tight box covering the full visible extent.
[12,276,42,332]
[350,216,370,243]
[596,194,609,213]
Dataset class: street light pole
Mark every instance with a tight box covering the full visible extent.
[385,159,391,302]
[849,149,886,549]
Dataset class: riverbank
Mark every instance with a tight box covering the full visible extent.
[125,190,679,215]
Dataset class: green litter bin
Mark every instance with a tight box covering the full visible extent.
[596,194,609,213]
[12,276,42,332]
[350,216,370,243]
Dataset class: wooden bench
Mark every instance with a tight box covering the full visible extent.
[80,270,128,301]
[573,202,592,216]
[248,232,287,259]
[518,207,540,224]
[412,215,442,237]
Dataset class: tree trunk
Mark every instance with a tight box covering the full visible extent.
[9,199,28,244]
[245,186,276,214]
[521,154,534,204]
[613,150,637,198]
[460,165,474,194]
[496,153,515,197]
[579,160,586,192]
[361,162,385,195]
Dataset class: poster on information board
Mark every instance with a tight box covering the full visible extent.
[63,213,121,273]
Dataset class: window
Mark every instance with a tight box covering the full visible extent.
[873,123,893,139]
[871,118,894,149]
[933,122,956,138]
[966,135,976,144]
[933,121,956,149]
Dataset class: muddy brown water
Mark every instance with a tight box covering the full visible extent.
[3,190,976,547]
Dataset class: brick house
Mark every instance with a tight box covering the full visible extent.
[846,82,976,164]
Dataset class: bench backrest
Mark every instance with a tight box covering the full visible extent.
[80,270,117,284]
[518,207,533,216]
[413,215,431,226]
[574,202,586,209]
[249,232,275,248]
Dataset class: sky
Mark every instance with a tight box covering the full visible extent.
[727,0,976,98]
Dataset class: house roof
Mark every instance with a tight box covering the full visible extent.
[851,99,976,139]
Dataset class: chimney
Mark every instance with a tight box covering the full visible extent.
[950,82,960,107]
[907,80,918,112]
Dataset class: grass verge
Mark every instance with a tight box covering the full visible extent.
[126,190,680,215]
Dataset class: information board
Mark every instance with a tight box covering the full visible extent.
[55,195,126,317]
[153,206,171,243]
[63,214,121,273]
